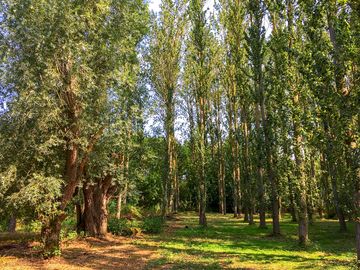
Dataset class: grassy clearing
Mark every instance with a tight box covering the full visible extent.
[138,212,356,270]
[0,212,356,269]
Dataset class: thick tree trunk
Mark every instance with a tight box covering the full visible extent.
[83,175,113,237]
[42,217,62,258]
[76,201,85,233]
[42,142,79,256]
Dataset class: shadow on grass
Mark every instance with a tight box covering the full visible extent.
[145,258,227,270]
[139,213,355,269]
[141,240,354,270]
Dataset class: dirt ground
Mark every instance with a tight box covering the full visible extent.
[0,235,162,270]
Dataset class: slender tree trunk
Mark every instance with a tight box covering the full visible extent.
[293,119,308,245]
[258,58,280,236]
[323,137,347,231]
[249,206,255,225]
[215,93,226,215]
[255,105,266,229]
[163,100,176,217]
[74,187,85,233]
[218,150,226,214]
[355,187,360,264]
[326,2,349,233]
[288,176,297,222]
[116,192,123,219]
[243,209,249,223]
[116,155,125,219]
[198,97,207,226]
[7,214,16,233]
[286,0,308,245]
[174,158,179,213]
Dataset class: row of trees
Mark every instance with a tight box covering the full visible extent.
[149,0,359,260]
[0,0,359,262]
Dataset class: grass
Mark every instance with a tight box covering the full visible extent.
[138,212,357,270]
[0,212,356,269]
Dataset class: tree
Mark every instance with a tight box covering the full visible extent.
[0,0,148,255]
[148,0,187,216]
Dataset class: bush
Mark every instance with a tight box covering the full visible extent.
[63,216,76,231]
[121,204,142,219]
[60,229,78,241]
[108,218,142,236]
[25,220,42,232]
[142,205,161,217]
[142,216,164,234]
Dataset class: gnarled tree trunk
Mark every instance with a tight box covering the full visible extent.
[83,175,114,237]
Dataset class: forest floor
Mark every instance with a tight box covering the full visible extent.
[0,212,356,270]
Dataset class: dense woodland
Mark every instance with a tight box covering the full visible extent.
[0,0,359,266]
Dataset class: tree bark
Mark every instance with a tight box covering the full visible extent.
[116,191,123,219]
[355,188,360,264]
[83,175,114,237]
[288,176,297,222]
[42,217,62,258]
[198,97,207,226]
[215,91,226,215]
[255,105,266,229]
[163,98,176,217]
[7,214,16,233]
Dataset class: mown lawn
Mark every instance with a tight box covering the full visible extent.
[138,212,356,270]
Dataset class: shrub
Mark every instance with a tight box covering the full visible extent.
[62,217,76,231]
[25,220,42,232]
[121,204,142,219]
[142,216,164,234]
[108,218,142,236]
[60,229,78,241]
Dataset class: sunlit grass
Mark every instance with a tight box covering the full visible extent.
[139,212,356,269]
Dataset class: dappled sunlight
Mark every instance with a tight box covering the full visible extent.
[139,213,356,269]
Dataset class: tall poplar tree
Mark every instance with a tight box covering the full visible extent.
[149,0,187,216]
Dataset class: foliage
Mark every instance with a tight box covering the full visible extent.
[108,218,141,236]
[142,216,165,234]
[121,204,143,219]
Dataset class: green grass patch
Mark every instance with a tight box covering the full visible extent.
[138,212,356,269]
